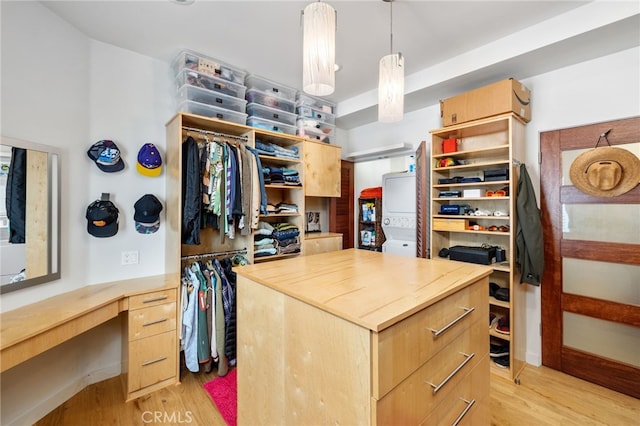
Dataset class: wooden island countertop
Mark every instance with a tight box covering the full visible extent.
[235,248,492,332]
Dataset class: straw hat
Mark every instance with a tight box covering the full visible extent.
[569,146,640,197]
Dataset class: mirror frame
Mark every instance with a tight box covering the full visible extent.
[0,136,61,294]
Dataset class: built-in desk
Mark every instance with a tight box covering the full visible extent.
[0,274,180,401]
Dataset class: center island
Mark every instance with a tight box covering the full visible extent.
[235,248,492,425]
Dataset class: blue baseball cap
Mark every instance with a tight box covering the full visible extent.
[137,143,163,177]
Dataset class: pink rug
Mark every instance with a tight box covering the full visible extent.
[203,368,237,426]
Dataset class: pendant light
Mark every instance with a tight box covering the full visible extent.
[302,1,336,96]
[378,0,404,122]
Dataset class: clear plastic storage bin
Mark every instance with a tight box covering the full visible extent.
[246,103,297,126]
[247,116,296,135]
[296,93,335,114]
[296,118,335,144]
[245,75,297,102]
[296,105,336,125]
[179,100,248,125]
[176,69,246,99]
[245,89,295,113]
[172,49,247,85]
[177,85,247,113]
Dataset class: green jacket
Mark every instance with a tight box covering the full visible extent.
[516,164,544,285]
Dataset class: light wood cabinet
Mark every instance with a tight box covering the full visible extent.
[429,112,526,382]
[236,249,491,425]
[122,288,178,401]
[303,232,342,255]
[303,140,341,197]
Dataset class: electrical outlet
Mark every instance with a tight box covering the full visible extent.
[121,250,139,265]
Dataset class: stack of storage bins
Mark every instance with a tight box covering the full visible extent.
[173,49,248,124]
[295,93,336,144]
[245,75,298,135]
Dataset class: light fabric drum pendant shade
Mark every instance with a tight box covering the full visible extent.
[378,0,404,122]
[302,1,336,96]
[378,52,404,122]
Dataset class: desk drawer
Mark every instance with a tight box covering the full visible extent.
[374,319,487,425]
[128,331,177,391]
[129,289,177,310]
[373,279,487,398]
[129,302,177,341]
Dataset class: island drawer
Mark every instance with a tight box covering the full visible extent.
[372,278,487,399]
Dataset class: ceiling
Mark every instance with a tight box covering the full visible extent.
[41,0,639,129]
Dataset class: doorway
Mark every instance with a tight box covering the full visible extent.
[540,116,640,398]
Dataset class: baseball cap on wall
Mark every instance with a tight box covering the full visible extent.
[87,140,125,173]
[134,194,163,234]
[86,199,119,237]
[137,143,163,177]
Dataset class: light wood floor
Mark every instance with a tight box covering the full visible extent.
[36,364,639,425]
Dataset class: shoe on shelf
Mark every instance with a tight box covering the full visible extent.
[490,341,509,357]
[490,312,497,327]
[493,355,510,368]
[494,287,510,302]
[489,282,500,297]
[496,316,510,335]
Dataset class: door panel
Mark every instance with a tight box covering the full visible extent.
[329,160,355,249]
[541,116,640,398]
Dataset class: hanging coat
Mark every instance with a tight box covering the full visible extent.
[516,163,544,285]
[6,147,27,244]
[182,136,201,244]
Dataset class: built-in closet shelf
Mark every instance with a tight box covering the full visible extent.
[259,213,302,218]
[259,155,301,164]
[429,112,526,383]
[253,252,300,263]
[265,184,303,190]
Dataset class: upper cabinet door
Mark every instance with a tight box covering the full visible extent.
[304,141,341,197]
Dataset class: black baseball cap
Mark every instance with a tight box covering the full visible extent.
[134,194,163,234]
[87,140,125,173]
[86,199,119,237]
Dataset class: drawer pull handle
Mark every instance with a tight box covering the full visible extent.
[452,398,476,426]
[142,356,167,366]
[426,352,475,394]
[142,295,168,304]
[428,306,475,337]
[143,318,168,327]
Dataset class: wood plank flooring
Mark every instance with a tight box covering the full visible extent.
[35,364,639,425]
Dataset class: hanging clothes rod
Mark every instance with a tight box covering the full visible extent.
[181,248,247,261]
[182,126,248,142]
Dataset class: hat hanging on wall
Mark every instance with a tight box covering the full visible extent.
[134,194,163,234]
[86,195,119,237]
[87,140,125,173]
[137,143,163,177]
[569,129,640,197]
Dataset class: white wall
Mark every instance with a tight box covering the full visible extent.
[1,3,173,425]
[347,46,640,366]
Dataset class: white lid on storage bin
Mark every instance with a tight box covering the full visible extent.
[247,116,296,135]
[177,85,247,113]
[176,69,246,100]
[296,105,336,125]
[172,49,247,85]
[246,89,295,113]
[247,103,297,126]
[179,100,248,125]
[245,75,297,102]
[296,93,335,114]
[296,126,333,143]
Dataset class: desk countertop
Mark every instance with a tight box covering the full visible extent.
[0,274,178,353]
[235,249,492,332]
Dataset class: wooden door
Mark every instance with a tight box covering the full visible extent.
[415,140,429,258]
[540,116,640,398]
[330,160,355,249]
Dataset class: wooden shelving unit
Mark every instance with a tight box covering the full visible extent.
[429,113,527,382]
[358,197,385,252]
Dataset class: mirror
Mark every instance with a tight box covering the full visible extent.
[0,137,60,294]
